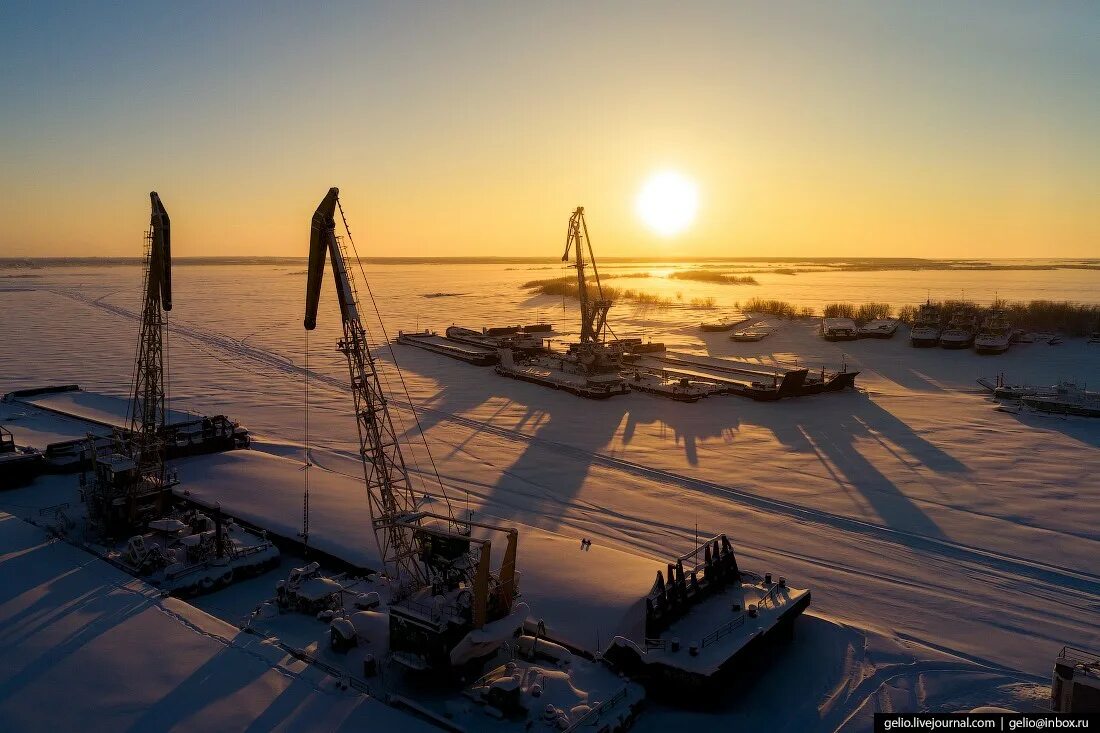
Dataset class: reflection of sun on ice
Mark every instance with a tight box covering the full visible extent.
[636,170,698,236]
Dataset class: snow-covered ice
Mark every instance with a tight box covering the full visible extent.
[1,262,1098,729]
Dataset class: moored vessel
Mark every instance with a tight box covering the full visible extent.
[909,301,943,347]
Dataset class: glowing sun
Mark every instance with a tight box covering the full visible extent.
[635,170,698,237]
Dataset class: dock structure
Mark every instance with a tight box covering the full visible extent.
[396,330,498,365]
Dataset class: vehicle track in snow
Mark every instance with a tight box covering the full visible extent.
[57,284,1100,604]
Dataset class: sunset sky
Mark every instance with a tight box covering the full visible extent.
[1,1,1096,259]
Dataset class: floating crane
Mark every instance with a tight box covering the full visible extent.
[562,206,611,345]
[304,188,520,670]
[84,192,177,539]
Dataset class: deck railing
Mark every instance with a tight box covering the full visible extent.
[700,612,746,649]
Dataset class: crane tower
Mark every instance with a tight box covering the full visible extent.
[304,188,520,670]
[84,192,177,538]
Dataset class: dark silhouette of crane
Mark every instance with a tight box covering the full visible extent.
[562,206,611,344]
[84,192,177,539]
[303,188,519,670]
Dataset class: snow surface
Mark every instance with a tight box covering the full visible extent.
[16,387,197,430]
[3,263,1099,730]
[0,511,435,732]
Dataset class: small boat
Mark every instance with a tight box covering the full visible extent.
[857,318,900,339]
[1088,331,1100,344]
[821,318,858,341]
[627,372,708,402]
[729,327,771,342]
[700,317,748,333]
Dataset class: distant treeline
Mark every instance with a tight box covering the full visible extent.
[822,302,893,321]
[741,298,814,319]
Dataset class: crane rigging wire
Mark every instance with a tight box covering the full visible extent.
[335,197,459,526]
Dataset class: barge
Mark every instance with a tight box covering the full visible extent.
[397,329,499,365]
[445,325,547,354]
[115,506,280,597]
[603,535,810,698]
[0,426,44,489]
[495,349,629,399]
[3,385,249,461]
[639,352,857,400]
[821,317,858,341]
[857,318,900,338]
[626,370,711,402]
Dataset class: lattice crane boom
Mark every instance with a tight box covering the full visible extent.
[127,192,173,484]
[303,187,426,585]
[561,206,610,344]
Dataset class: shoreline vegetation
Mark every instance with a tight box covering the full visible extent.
[667,270,759,285]
[521,276,718,309]
[523,276,1100,334]
[794,299,1098,336]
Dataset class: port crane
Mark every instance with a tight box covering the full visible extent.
[84,192,177,539]
[304,188,519,669]
[562,206,611,344]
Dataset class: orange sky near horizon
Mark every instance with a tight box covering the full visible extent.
[1,2,1097,259]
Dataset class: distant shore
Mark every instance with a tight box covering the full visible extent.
[2,256,1098,270]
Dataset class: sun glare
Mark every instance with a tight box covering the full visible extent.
[636,171,699,237]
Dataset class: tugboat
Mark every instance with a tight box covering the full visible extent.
[974,310,1013,355]
[939,308,978,349]
[909,300,943,347]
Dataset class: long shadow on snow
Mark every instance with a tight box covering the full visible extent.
[125,642,270,733]
[386,345,950,541]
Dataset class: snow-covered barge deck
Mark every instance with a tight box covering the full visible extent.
[2,385,249,466]
[397,330,499,365]
[604,534,811,697]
